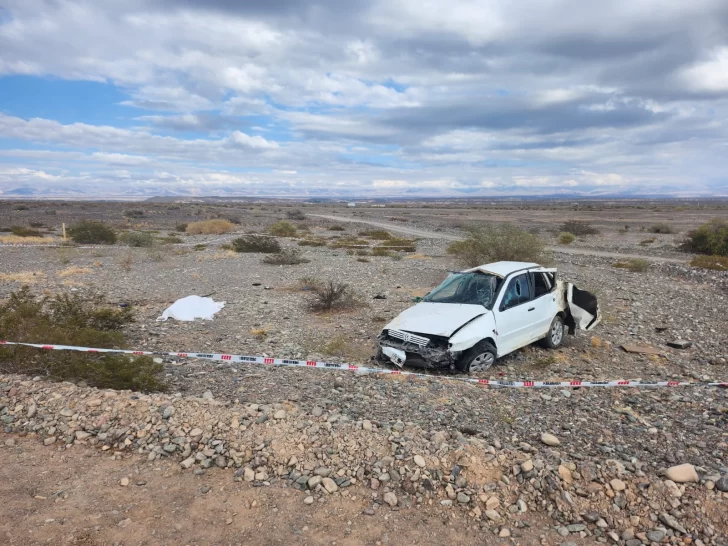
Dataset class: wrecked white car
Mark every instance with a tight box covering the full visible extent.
[377,261,600,373]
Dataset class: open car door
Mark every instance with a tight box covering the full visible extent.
[566,284,601,331]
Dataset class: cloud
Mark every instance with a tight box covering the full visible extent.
[0,0,726,197]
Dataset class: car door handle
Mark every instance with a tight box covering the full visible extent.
[528,307,535,311]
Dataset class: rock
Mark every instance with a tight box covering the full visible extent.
[664,479,682,497]
[716,475,728,492]
[304,496,314,505]
[189,428,203,438]
[243,468,255,482]
[162,406,175,419]
[27,403,37,418]
[610,479,626,492]
[312,406,323,417]
[485,496,500,510]
[118,518,132,528]
[665,463,699,483]
[498,528,510,538]
[308,475,322,489]
[432,431,447,446]
[181,457,195,469]
[202,390,213,400]
[667,340,692,349]
[521,459,533,472]
[647,530,666,542]
[383,492,397,507]
[273,410,286,420]
[558,465,573,484]
[322,477,338,493]
[119,477,129,487]
[540,433,560,446]
[362,420,372,431]
[484,509,500,521]
[659,513,687,535]
[456,492,470,504]
[60,408,74,417]
[413,455,426,468]
[43,437,56,446]
[440,499,452,506]
[75,431,91,441]
[567,524,586,533]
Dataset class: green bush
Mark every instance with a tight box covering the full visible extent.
[175,223,188,233]
[269,221,297,237]
[118,231,155,247]
[67,221,117,245]
[11,226,42,237]
[262,248,309,265]
[0,287,165,391]
[159,235,184,245]
[298,239,327,247]
[12,204,29,211]
[557,232,576,245]
[683,219,728,256]
[690,255,728,271]
[327,225,345,231]
[447,224,549,267]
[231,235,281,253]
[359,229,392,240]
[378,237,416,252]
[286,209,306,221]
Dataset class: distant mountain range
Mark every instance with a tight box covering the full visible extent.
[0,184,725,201]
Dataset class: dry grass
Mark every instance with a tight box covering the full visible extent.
[557,232,576,245]
[250,325,272,339]
[57,266,93,278]
[690,254,728,271]
[612,258,650,272]
[118,251,135,272]
[0,271,47,283]
[186,219,236,235]
[404,253,431,260]
[197,250,238,262]
[308,334,372,361]
[0,235,56,245]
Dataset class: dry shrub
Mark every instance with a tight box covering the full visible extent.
[683,219,728,256]
[262,248,309,265]
[327,225,346,231]
[447,224,549,267]
[613,258,650,272]
[372,248,392,257]
[310,334,372,361]
[11,226,42,237]
[329,237,369,249]
[690,254,728,271]
[118,251,134,272]
[175,223,188,232]
[123,209,145,218]
[67,221,117,244]
[0,287,165,391]
[0,235,54,245]
[359,229,392,240]
[307,280,362,311]
[639,238,656,246]
[286,209,306,221]
[186,219,235,235]
[648,223,675,234]
[357,257,370,263]
[159,235,183,245]
[231,235,281,253]
[559,220,599,236]
[269,221,297,237]
[558,232,576,245]
[378,237,416,252]
[298,238,327,247]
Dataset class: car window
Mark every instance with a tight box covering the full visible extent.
[532,272,552,298]
[423,272,502,308]
[501,273,531,310]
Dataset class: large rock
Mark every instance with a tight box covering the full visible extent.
[610,479,626,492]
[540,433,560,446]
[665,464,698,483]
[716,475,728,492]
[383,492,397,507]
[322,477,338,493]
[413,455,426,468]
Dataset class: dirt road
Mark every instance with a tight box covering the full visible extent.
[310,213,687,263]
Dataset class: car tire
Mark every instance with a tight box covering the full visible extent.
[456,340,497,374]
[541,315,565,349]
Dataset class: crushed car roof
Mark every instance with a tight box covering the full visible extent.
[463,261,545,278]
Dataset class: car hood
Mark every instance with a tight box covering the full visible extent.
[384,302,488,338]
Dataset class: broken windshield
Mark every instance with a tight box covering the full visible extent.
[423,272,502,308]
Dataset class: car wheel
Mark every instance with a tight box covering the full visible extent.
[541,315,564,349]
[456,341,497,374]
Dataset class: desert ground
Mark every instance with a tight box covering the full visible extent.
[1,199,727,546]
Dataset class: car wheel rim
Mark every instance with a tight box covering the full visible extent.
[551,321,563,345]
[469,352,494,372]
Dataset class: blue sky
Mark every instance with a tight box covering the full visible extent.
[0,0,727,197]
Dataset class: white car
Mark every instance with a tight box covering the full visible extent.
[377,261,600,373]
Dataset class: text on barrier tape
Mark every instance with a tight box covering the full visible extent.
[1,340,726,389]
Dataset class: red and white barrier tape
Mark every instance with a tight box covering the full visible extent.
[1,340,726,389]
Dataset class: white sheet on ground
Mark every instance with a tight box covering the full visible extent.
[156,295,225,322]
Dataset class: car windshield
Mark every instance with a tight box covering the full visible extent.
[423,272,502,308]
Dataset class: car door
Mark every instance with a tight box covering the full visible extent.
[493,273,534,356]
[528,271,560,339]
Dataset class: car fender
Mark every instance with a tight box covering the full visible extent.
[448,312,496,352]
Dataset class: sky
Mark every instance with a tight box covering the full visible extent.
[0,0,727,198]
